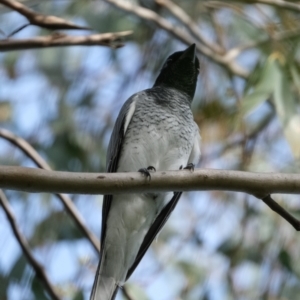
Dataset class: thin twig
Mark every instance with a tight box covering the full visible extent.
[200,110,274,162]
[0,0,90,30]
[155,0,223,54]
[0,189,61,300]
[207,7,226,51]
[105,0,249,78]
[0,31,133,52]
[258,194,300,231]
[7,23,29,37]
[204,1,246,13]
[0,128,100,252]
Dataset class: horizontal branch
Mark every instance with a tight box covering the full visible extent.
[0,31,133,52]
[1,166,300,197]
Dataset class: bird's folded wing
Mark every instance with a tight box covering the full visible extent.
[126,191,183,280]
[101,94,138,244]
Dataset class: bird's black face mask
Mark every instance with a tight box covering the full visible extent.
[154,44,200,100]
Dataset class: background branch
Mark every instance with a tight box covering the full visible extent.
[257,194,300,231]
[0,190,61,300]
[0,31,133,51]
[105,0,249,78]
[234,0,300,13]
[155,0,223,53]
[0,0,90,30]
[0,129,100,253]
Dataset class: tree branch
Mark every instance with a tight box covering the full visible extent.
[0,31,133,52]
[0,129,100,253]
[257,194,300,231]
[0,0,90,30]
[105,0,249,78]
[0,189,61,300]
[225,28,300,61]
[234,0,300,13]
[155,0,223,54]
[1,166,300,196]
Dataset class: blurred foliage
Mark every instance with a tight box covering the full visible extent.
[1,0,300,300]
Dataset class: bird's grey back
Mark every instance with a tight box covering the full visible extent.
[116,86,197,173]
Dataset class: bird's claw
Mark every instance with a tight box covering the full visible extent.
[180,163,194,172]
[147,166,156,172]
[138,166,156,180]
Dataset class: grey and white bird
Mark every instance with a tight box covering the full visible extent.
[90,44,201,300]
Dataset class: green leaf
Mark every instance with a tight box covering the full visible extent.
[177,260,204,289]
[29,211,84,247]
[241,59,279,116]
[31,275,50,300]
[279,250,292,272]
[284,115,300,159]
[0,101,12,122]
[241,90,271,115]
[273,63,300,158]
[273,63,295,125]
[9,254,27,282]
[72,290,84,300]
[0,273,9,299]
[123,284,149,300]
[290,65,300,95]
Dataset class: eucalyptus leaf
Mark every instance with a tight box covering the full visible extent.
[0,273,9,298]
[273,62,295,125]
[9,254,27,282]
[284,115,300,159]
[31,275,51,300]
[29,211,84,247]
[273,62,300,158]
[241,59,279,116]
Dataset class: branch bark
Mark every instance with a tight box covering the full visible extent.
[1,166,300,196]
[0,190,61,300]
[259,194,300,231]
[0,31,133,52]
[0,0,90,30]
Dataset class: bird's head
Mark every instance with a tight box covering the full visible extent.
[153,44,200,100]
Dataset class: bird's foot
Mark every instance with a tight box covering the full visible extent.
[138,166,156,180]
[179,163,195,172]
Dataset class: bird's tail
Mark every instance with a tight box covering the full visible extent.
[90,274,119,300]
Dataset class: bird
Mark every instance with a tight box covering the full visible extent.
[90,44,201,300]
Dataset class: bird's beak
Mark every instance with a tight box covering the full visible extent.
[180,44,196,63]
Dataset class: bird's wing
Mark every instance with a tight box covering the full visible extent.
[90,95,138,299]
[126,191,182,280]
[188,124,201,165]
[101,95,138,245]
